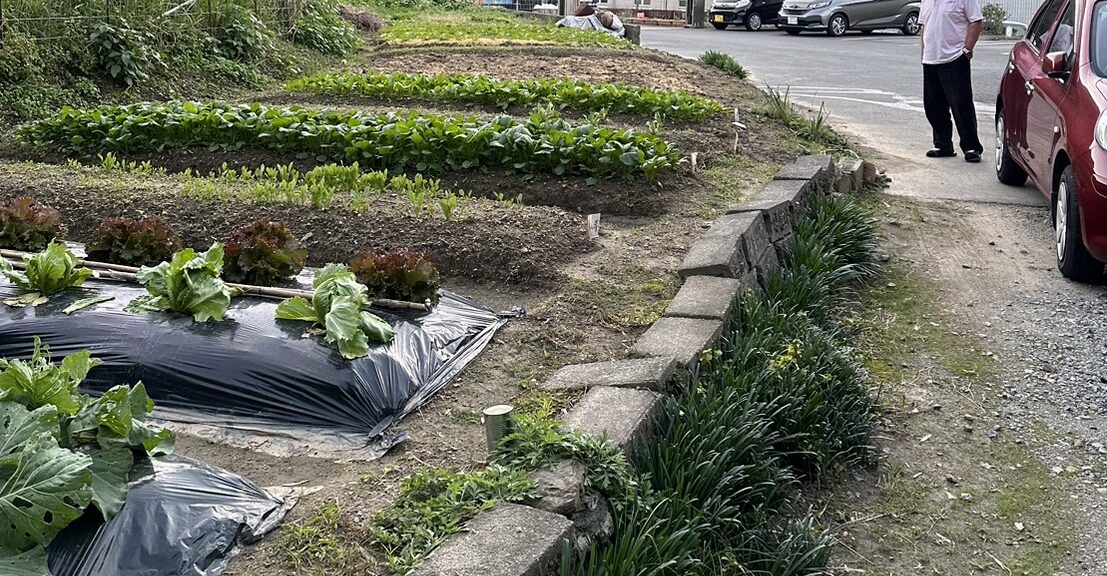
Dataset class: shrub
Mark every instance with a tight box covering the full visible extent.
[983,3,1008,36]
[86,216,182,267]
[214,4,274,61]
[349,248,440,304]
[87,18,162,86]
[336,5,387,33]
[293,0,361,55]
[700,50,747,79]
[0,197,61,251]
[223,220,308,285]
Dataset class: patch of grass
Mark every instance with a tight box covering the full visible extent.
[280,504,372,574]
[858,268,994,382]
[760,85,851,153]
[545,274,676,330]
[699,155,777,217]
[699,50,748,79]
[378,8,630,48]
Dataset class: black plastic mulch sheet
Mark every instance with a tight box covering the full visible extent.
[47,455,292,576]
[0,278,509,457]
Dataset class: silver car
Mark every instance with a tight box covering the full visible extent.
[778,0,921,36]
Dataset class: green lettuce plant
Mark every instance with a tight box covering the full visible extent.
[130,243,239,322]
[0,339,173,573]
[349,248,440,304]
[0,242,94,302]
[275,264,395,359]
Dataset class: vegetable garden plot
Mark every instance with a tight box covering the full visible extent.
[47,455,292,576]
[0,277,509,459]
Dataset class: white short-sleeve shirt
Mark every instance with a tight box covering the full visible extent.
[920,0,984,64]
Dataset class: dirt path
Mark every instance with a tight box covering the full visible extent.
[834,193,1107,575]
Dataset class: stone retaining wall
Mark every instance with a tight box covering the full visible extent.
[408,154,877,575]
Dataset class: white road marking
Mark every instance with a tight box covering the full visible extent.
[776,85,996,117]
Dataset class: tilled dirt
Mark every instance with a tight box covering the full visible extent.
[833,195,1107,576]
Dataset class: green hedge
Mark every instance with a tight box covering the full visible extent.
[19,101,680,179]
[286,72,724,121]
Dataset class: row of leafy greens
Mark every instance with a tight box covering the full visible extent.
[0,339,175,575]
[0,244,396,359]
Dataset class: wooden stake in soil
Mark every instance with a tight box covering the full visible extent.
[0,251,431,311]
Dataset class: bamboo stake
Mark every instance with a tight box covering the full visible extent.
[0,251,431,311]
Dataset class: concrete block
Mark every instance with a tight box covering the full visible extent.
[561,386,662,456]
[541,356,677,393]
[571,493,614,553]
[727,180,801,241]
[738,212,770,270]
[754,245,781,287]
[738,269,761,297]
[664,275,740,321]
[677,212,757,278]
[862,161,879,187]
[774,154,833,181]
[631,316,724,368]
[410,503,573,576]
[527,460,585,516]
[839,157,864,192]
[775,154,835,195]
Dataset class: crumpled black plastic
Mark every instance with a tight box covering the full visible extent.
[0,278,509,455]
[46,455,292,576]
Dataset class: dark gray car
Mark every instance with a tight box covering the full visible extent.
[778,0,921,36]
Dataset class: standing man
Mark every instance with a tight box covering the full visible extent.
[920,0,984,162]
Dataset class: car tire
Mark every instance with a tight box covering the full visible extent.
[786,28,802,35]
[995,110,1028,186]
[745,12,764,30]
[712,22,728,29]
[1055,166,1103,282]
[827,13,848,36]
[902,11,920,35]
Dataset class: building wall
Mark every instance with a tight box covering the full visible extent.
[598,0,686,16]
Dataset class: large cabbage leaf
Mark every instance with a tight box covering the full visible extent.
[0,242,94,299]
[0,547,51,576]
[131,243,239,322]
[0,430,93,553]
[275,264,395,359]
[0,338,100,415]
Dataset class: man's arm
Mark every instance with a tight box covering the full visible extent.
[965,20,982,56]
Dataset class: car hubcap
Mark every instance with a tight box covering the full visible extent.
[833,18,845,34]
[1057,181,1068,261]
[907,15,918,33]
[995,116,1005,172]
[750,14,761,28]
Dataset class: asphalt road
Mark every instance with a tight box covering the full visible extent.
[641,26,1049,206]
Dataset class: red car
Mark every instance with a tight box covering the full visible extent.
[995,0,1107,280]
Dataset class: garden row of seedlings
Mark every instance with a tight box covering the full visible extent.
[0,196,441,358]
[356,190,880,574]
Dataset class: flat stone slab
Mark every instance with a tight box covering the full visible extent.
[631,316,724,368]
[738,212,770,269]
[526,460,585,516]
[839,157,864,192]
[774,154,833,181]
[410,503,573,576]
[728,180,802,241]
[561,386,662,456]
[664,275,740,321]
[677,212,757,278]
[541,356,677,392]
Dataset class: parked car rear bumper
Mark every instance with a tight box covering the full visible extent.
[1077,147,1107,262]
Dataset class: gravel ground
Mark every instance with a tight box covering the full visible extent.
[877,195,1107,574]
